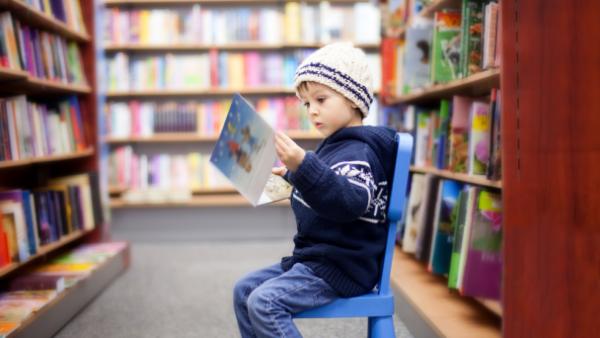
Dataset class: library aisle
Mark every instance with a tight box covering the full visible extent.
[54,240,414,338]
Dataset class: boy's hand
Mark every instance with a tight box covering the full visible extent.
[275,132,305,172]
[272,166,288,177]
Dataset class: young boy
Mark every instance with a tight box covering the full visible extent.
[233,42,398,338]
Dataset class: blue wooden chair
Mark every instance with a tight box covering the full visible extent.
[293,133,413,338]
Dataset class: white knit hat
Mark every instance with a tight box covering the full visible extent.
[294,42,374,117]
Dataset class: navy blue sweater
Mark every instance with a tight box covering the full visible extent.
[281,126,397,297]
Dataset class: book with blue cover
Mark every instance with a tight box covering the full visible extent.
[210,94,292,206]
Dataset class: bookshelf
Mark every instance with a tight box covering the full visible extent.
[0,1,129,337]
[387,68,500,105]
[410,166,502,189]
[386,1,599,338]
[101,0,380,208]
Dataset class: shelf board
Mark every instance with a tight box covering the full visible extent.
[0,70,91,94]
[388,68,500,104]
[7,242,129,338]
[104,0,369,5]
[108,186,238,195]
[105,87,296,98]
[0,229,94,279]
[419,0,462,18]
[109,194,290,208]
[0,0,90,42]
[0,148,95,170]
[0,67,29,81]
[103,42,380,52]
[410,166,502,189]
[104,131,321,144]
[19,77,92,94]
[391,248,501,338]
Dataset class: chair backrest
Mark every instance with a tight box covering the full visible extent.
[377,133,413,295]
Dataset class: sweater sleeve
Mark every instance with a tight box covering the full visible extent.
[288,149,377,222]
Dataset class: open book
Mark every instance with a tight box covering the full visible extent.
[210,94,293,206]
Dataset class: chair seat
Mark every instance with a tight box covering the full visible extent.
[293,292,394,318]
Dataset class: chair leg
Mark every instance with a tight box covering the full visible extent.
[368,316,396,338]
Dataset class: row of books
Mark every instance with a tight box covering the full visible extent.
[22,0,87,35]
[413,88,501,180]
[381,1,499,97]
[402,174,502,300]
[105,50,381,92]
[103,2,380,45]
[0,173,98,266]
[106,50,309,92]
[0,242,126,336]
[0,95,87,162]
[0,11,87,85]
[109,147,232,196]
[105,97,314,138]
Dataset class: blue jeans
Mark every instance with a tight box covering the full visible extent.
[233,262,338,338]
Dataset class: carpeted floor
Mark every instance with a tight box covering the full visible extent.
[54,240,415,338]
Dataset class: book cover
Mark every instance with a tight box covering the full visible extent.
[448,96,473,172]
[448,189,469,288]
[435,99,452,169]
[461,189,502,300]
[402,173,426,253]
[428,179,463,275]
[487,89,501,180]
[9,275,65,293]
[431,11,462,84]
[414,174,440,262]
[459,0,485,78]
[468,101,491,176]
[403,21,433,94]
[210,94,292,206]
[0,196,30,262]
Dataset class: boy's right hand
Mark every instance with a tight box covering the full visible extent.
[272,166,288,177]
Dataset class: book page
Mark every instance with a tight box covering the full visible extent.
[210,94,291,206]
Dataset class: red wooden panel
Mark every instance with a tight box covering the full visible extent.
[501,1,600,338]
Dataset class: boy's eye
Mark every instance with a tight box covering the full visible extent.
[317,97,326,103]
[303,102,310,109]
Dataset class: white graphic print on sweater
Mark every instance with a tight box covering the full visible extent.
[293,161,388,223]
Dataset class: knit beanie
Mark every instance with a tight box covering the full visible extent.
[294,42,374,117]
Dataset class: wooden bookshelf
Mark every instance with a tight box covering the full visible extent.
[0,0,90,42]
[104,131,321,144]
[109,194,290,208]
[0,67,29,81]
[6,243,130,338]
[17,77,92,95]
[0,148,95,170]
[391,248,501,338]
[410,166,502,189]
[0,229,95,279]
[104,42,380,52]
[0,1,130,337]
[388,68,500,105]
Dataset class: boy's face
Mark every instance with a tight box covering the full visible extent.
[298,82,363,138]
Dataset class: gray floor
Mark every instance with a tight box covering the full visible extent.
[54,240,415,338]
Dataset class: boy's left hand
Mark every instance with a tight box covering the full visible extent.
[275,132,305,172]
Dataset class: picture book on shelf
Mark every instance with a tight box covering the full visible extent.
[210,94,292,206]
